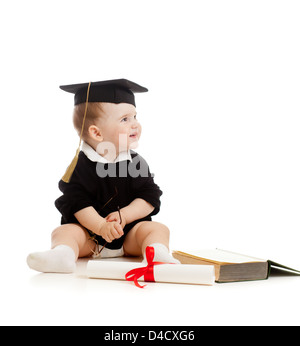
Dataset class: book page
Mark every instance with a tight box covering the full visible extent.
[174,249,266,265]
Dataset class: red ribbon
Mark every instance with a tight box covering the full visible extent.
[125,246,165,288]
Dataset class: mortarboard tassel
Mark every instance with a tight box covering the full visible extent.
[61,147,81,183]
[61,82,91,183]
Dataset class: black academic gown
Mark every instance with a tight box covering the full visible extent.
[55,151,162,249]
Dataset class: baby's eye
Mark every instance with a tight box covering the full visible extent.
[121,117,128,122]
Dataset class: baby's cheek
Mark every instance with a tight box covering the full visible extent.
[118,133,129,151]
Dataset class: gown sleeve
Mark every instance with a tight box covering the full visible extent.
[129,153,163,216]
[55,152,96,223]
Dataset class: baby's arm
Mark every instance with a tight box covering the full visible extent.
[122,198,154,224]
[74,206,123,243]
[106,198,154,226]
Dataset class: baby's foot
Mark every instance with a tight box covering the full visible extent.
[143,243,181,264]
[27,245,76,273]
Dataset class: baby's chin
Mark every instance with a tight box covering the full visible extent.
[129,141,139,150]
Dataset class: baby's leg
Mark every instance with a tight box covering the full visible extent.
[51,223,96,259]
[123,221,180,264]
[27,224,96,273]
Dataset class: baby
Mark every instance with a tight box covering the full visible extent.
[27,79,179,273]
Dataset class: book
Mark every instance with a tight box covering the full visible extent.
[172,249,300,283]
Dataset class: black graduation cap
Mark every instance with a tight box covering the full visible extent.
[60,79,148,107]
[60,79,148,183]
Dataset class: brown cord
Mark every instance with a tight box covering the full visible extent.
[61,82,92,183]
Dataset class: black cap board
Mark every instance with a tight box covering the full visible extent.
[60,79,148,106]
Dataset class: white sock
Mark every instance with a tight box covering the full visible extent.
[27,245,76,273]
[143,243,181,264]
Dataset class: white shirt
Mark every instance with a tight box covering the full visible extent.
[81,142,132,164]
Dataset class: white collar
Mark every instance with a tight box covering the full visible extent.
[81,142,132,164]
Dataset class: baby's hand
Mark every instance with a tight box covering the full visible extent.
[98,221,124,243]
[106,210,126,228]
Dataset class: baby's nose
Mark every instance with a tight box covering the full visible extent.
[131,119,139,128]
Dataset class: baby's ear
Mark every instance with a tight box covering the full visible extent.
[88,125,103,142]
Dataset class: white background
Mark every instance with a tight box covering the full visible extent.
[0,0,300,326]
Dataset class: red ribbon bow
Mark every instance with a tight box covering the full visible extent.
[125,246,165,288]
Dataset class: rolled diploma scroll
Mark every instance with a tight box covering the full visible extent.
[87,260,215,285]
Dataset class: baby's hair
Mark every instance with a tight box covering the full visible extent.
[73,102,105,141]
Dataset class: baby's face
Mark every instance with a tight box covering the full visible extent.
[97,102,141,154]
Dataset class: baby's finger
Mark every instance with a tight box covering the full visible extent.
[104,235,113,243]
[106,215,116,222]
[114,223,124,237]
[108,224,121,239]
[109,228,120,240]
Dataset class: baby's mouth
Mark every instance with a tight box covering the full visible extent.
[129,132,138,139]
